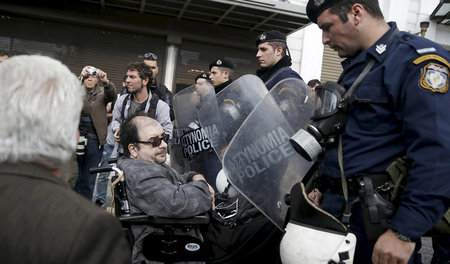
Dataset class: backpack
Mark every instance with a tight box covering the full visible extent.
[120,92,159,120]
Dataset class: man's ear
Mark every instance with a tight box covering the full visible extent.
[223,70,229,79]
[350,3,363,25]
[142,77,149,87]
[129,143,139,158]
[275,46,283,57]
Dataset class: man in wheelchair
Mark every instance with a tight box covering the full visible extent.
[117,114,215,263]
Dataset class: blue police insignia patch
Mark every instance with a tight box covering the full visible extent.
[420,63,448,93]
[414,55,449,93]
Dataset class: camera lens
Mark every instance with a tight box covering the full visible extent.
[76,136,87,156]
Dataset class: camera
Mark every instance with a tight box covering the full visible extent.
[87,67,98,76]
[76,136,88,156]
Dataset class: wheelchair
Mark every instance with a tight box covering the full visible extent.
[90,163,210,264]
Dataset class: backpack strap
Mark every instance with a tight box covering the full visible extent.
[120,94,131,121]
[147,93,159,119]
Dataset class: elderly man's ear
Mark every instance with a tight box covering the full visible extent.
[129,144,138,158]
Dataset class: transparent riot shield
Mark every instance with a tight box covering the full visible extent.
[197,74,268,159]
[222,78,315,230]
[171,82,222,185]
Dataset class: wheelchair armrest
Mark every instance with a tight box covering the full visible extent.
[108,157,119,164]
[89,166,113,174]
[119,213,210,226]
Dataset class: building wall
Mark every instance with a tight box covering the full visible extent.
[0,15,261,93]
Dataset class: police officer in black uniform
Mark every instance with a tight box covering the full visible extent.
[208,58,234,94]
[186,73,222,191]
[195,72,215,106]
[303,0,450,263]
[255,30,303,90]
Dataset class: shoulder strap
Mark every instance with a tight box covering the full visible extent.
[156,82,167,98]
[338,28,400,226]
[147,93,159,119]
[120,94,130,121]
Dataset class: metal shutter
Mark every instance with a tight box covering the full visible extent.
[320,45,343,83]
[175,40,259,93]
[0,15,166,93]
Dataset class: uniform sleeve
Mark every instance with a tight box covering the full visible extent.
[390,54,450,239]
[126,165,212,219]
[156,100,173,137]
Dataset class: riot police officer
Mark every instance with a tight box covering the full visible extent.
[209,58,234,94]
[255,30,303,90]
[302,0,450,263]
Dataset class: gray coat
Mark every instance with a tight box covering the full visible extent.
[117,158,212,264]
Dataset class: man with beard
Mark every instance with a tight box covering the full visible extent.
[117,114,214,263]
[111,62,172,157]
[256,30,303,90]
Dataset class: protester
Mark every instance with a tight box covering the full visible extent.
[111,62,172,157]
[0,55,130,263]
[117,114,214,263]
[74,65,116,200]
[307,79,321,91]
[143,52,175,120]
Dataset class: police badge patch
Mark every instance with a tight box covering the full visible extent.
[419,63,448,93]
[414,54,449,93]
[259,33,266,41]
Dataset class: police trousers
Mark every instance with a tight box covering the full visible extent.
[320,189,421,264]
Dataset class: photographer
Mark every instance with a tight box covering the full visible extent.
[74,66,116,201]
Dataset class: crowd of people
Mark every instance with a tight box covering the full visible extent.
[0,0,449,263]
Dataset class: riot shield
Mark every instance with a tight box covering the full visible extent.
[171,82,222,186]
[222,78,314,230]
[197,74,268,159]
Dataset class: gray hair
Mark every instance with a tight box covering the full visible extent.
[0,55,84,168]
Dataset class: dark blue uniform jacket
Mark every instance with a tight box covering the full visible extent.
[265,67,302,91]
[323,22,450,239]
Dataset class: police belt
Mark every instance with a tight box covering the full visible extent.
[325,173,390,196]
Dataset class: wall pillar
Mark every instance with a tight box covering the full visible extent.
[163,33,182,92]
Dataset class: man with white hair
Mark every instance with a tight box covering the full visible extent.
[0,55,130,263]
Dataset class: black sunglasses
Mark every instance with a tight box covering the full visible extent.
[144,52,158,60]
[135,134,169,147]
